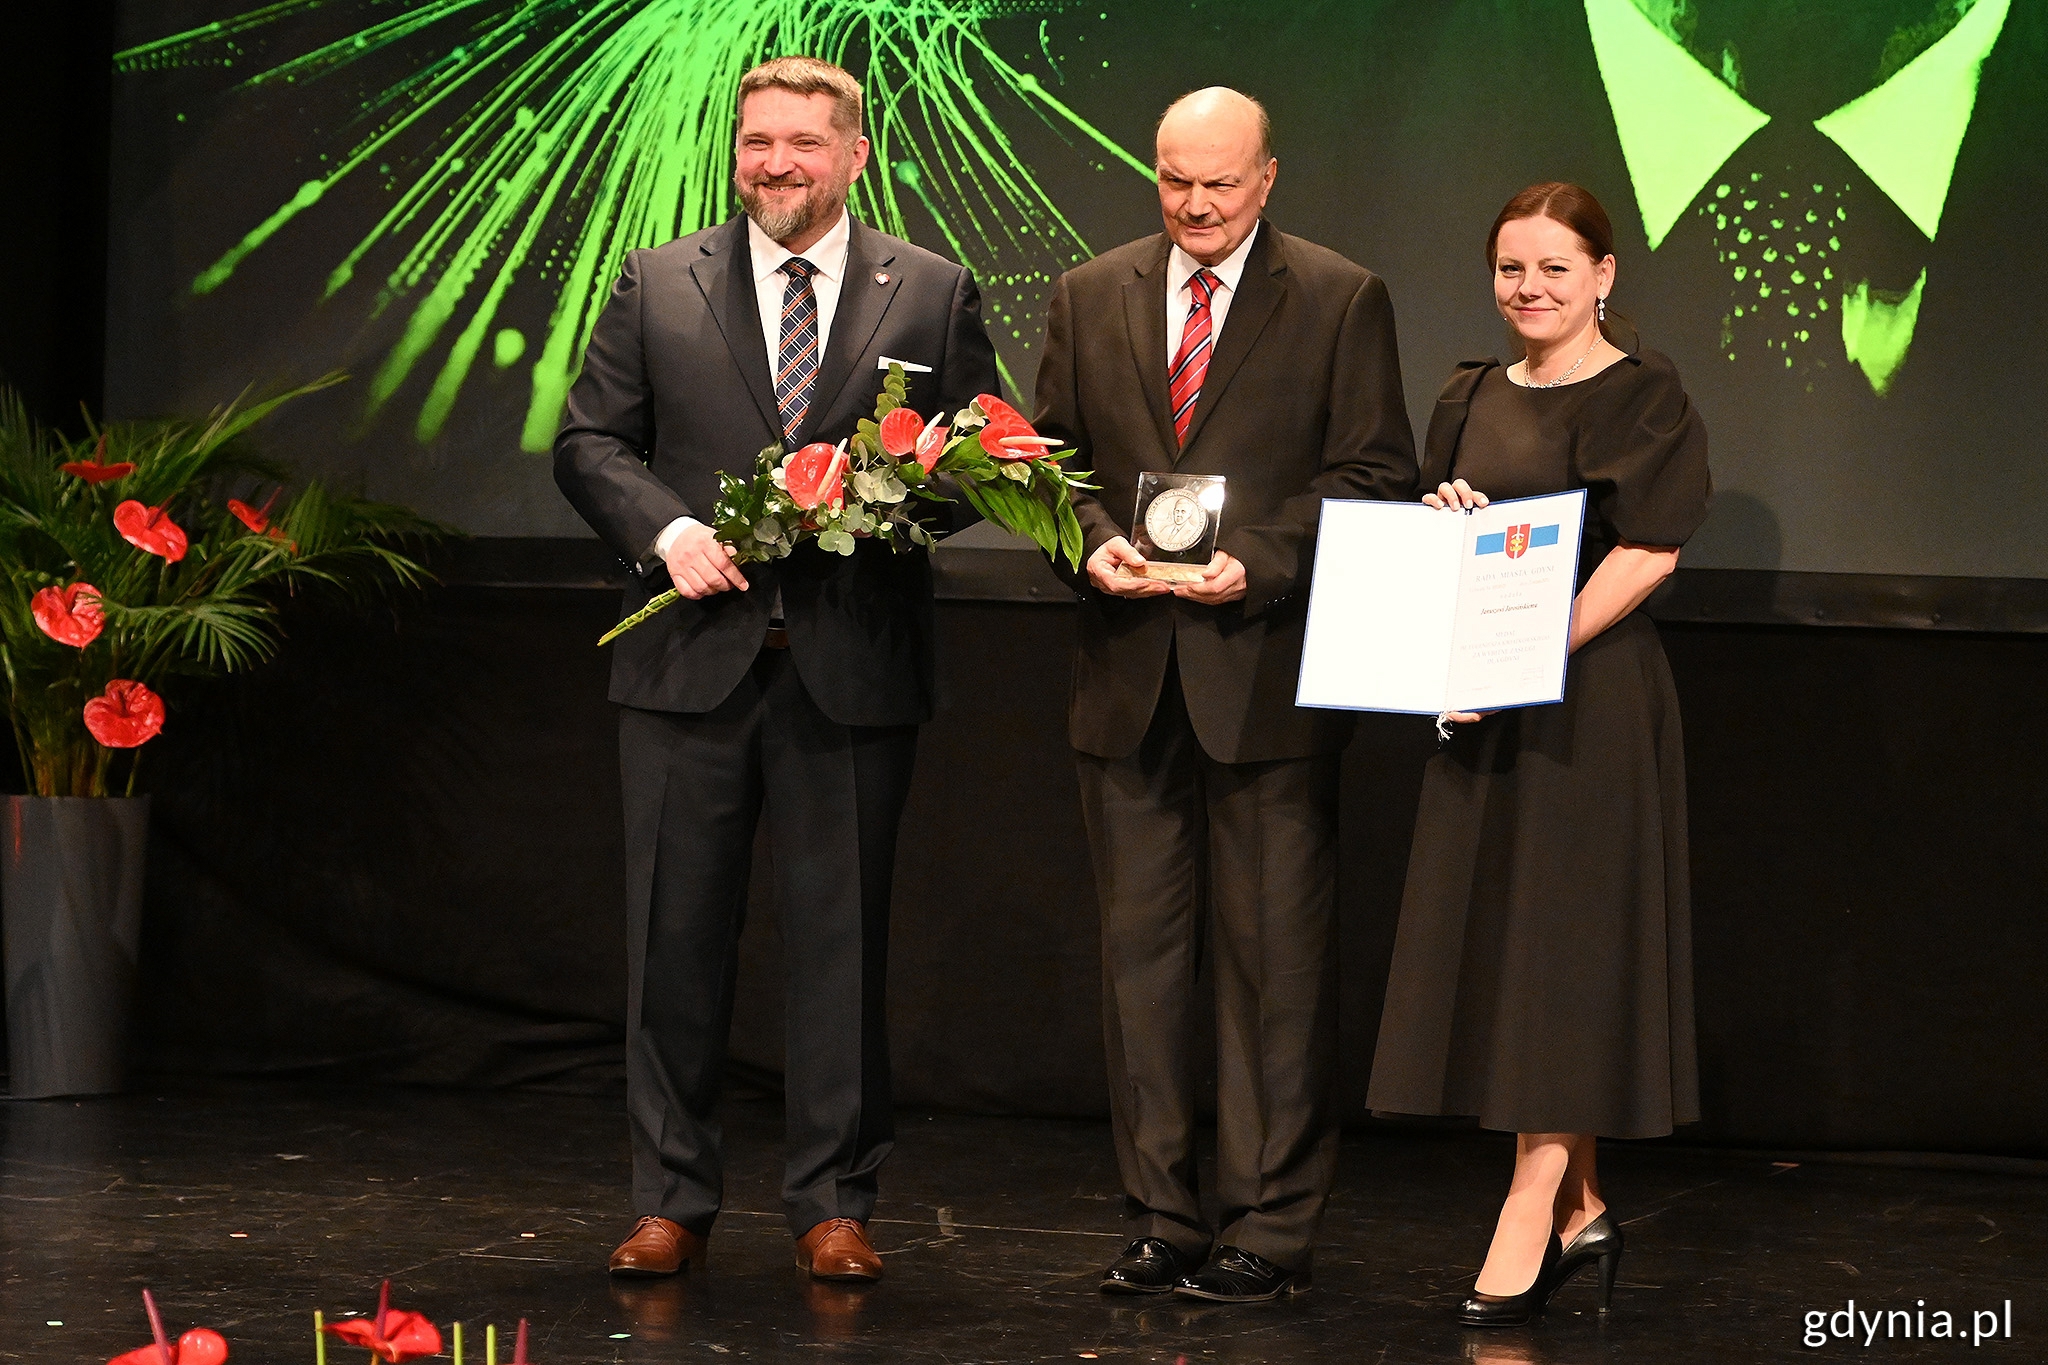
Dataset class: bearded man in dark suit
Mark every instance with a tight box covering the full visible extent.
[554,55,997,1284]
[1033,87,1417,1302]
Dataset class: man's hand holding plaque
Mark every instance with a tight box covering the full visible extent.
[1112,472,1229,587]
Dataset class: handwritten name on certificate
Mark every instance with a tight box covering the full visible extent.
[1295,490,1587,715]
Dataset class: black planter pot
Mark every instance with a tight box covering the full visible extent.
[1,795,149,1098]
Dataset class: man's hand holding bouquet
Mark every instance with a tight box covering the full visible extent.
[600,364,1089,644]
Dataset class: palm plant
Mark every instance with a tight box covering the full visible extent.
[0,376,445,797]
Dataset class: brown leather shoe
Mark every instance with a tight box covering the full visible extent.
[794,1218,883,1282]
[608,1215,704,1276]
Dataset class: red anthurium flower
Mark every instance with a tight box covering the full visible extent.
[973,394,1062,461]
[62,435,137,484]
[323,1281,441,1365]
[784,442,847,511]
[228,490,297,552]
[109,1288,227,1365]
[63,458,138,483]
[114,500,189,562]
[83,679,165,749]
[913,413,948,473]
[878,405,925,459]
[226,494,273,534]
[108,1327,229,1365]
[31,582,104,648]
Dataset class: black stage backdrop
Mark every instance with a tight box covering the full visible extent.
[104,583,2048,1157]
[5,8,2047,1157]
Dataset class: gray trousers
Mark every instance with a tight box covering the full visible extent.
[619,649,916,1239]
[1076,664,1341,1273]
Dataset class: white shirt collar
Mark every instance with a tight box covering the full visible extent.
[1167,219,1261,299]
[749,209,851,286]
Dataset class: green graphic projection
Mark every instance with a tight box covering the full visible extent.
[1589,0,2010,395]
[106,1,2045,579]
[117,0,1148,454]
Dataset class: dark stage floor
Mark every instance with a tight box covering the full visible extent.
[1,1089,2040,1364]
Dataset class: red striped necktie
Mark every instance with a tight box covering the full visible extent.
[1168,267,1219,447]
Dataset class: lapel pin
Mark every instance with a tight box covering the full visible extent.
[874,271,890,285]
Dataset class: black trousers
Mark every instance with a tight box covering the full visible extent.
[619,648,917,1238]
[1075,664,1341,1273]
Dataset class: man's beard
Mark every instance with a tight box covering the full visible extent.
[738,172,848,243]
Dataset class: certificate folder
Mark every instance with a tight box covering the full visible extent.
[1296,490,1587,715]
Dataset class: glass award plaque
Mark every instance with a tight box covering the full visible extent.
[1122,472,1225,582]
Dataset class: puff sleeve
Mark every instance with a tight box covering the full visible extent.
[1572,350,1712,546]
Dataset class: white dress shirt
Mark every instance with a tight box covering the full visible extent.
[1165,219,1262,366]
[653,209,854,563]
[747,208,851,380]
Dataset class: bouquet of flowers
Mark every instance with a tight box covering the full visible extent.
[599,364,1089,644]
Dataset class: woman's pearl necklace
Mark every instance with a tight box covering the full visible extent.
[1518,332,1600,388]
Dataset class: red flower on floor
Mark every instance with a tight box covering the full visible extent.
[83,680,165,749]
[108,1328,229,1365]
[114,501,189,562]
[323,1281,441,1364]
[62,436,136,484]
[31,582,105,648]
[108,1289,227,1365]
[972,395,1061,461]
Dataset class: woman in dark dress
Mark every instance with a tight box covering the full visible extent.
[1366,183,1712,1326]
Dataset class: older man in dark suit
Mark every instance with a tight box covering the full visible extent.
[555,55,997,1284]
[1034,87,1417,1302]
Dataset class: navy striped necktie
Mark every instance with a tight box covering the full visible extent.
[775,257,820,443]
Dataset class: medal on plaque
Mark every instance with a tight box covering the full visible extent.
[1121,472,1225,582]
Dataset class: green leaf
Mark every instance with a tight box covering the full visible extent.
[1055,491,1085,570]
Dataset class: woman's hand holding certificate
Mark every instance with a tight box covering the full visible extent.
[1294,487,1589,718]
[1426,480,1495,723]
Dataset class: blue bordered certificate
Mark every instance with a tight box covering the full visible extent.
[1295,489,1588,715]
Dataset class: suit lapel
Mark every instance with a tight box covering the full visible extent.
[801,220,902,443]
[1121,236,1177,460]
[1178,222,1284,457]
[690,216,780,438]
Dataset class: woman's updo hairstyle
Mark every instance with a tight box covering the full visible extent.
[1485,181,1620,342]
[1486,181,1614,266]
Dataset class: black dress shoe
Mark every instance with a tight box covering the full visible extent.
[1100,1237,1201,1295]
[1544,1212,1625,1311]
[1458,1232,1562,1327]
[1173,1245,1309,1302]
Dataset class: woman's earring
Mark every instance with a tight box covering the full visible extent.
[1597,296,1607,323]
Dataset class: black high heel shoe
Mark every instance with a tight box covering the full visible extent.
[1543,1212,1625,1312]
[1457,1231,1562,1327]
